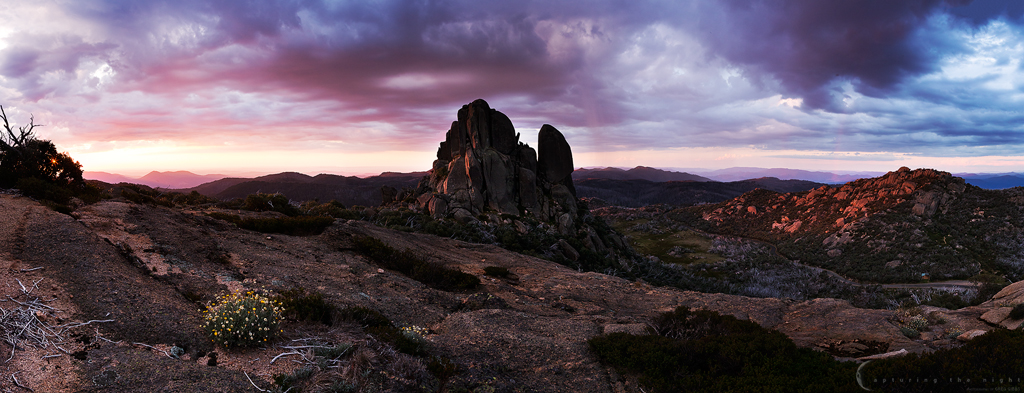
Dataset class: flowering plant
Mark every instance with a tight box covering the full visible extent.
[202,289,283,348]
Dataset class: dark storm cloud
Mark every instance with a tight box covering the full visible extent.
[3,0,1024,160]
[688,0,975,112]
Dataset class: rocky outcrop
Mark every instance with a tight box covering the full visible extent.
[414,99,580,224]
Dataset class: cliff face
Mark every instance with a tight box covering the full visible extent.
[419,99,579,233]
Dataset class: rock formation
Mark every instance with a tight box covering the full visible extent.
[415,99,580,231]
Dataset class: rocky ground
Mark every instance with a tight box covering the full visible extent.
[0,193,1018,392]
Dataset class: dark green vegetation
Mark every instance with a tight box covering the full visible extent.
[1010,303,1024,320]
[275,287,336,325]
[589,307,861,392]
[352,236,480,292]
[483,266,511,278]
[253,289,461,392]
[861,329,1024,392]
[0,106,104,212]
[207,211,335,236]
[118,183,219,207]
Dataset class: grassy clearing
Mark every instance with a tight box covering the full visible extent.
[610,218,723,265]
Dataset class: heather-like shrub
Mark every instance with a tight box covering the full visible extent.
[243,192,299,216]
[483,266,511,278]
[352,236,479,291]
[862,329,1024,391]
[1010,303,1024,320]
[275,287,335,325]
[206,212,335,236]
[589,306,860,393]
[202,289,283,348]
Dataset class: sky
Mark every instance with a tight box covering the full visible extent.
[1,0,1024,177]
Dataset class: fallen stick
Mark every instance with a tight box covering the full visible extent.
[270,351,302,364]
[243,371,267,392]
[132,342,172,358]
[11,371,33,392]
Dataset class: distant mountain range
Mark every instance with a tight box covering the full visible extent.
[573,166,712,182]
[84,171,228,189]
[574,166,1024,190]
[84,166,1024,208]
[185,171,425,207]
[955,173,1024,190]
[576,177,825,207]
[672,167,884,184]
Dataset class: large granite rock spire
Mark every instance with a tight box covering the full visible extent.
[417,99,579,227]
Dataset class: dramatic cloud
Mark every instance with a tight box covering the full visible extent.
[1,0,1023,174]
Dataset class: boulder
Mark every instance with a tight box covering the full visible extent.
[466,99,492,150]
[537,124,574,185]
[420,99,579,225]
[490,110,518,155]
[381,186,398,205]
[429,197,448,219]
[556,239,579,261]
[957,329,987,342]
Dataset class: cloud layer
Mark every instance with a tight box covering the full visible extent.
[1,0,1023,173]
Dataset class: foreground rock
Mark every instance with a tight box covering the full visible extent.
[0,194,1016,391]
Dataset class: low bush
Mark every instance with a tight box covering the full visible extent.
[1010,303,1024,320]
[367,325,430,357]
[589,306,860,393]
[483,266,511,278]
[335,306,392,328]
[202,289,283,348]
[243,192,299,216]
[206,212,335,236]
[352,236,479,292]
[862,329,1024,391]
[275,287,335,325]
[274,366,315,392]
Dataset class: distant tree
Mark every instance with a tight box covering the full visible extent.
[0,105,85,196]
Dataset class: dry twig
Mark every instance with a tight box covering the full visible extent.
[11,371,33,392]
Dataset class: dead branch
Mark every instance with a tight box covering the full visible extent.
[11,371,33,392]
[0,105,40,154]
[243,371,268,392]
[131,342,172,358]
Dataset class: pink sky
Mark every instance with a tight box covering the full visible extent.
[3,1,1024,177]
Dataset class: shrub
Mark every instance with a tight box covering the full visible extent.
[275,287,335,325]
[237,216,335,236]
[206,213,335,236]
[862,329,1024,391]
[943,326,965,340]
[336,306,392,328]
[243,192,299,216]
[589,306,860,393]
[1011,304,1024,320]
[352,236,479,292]
[274,365,315,392]
[301,200,347,217]
[202,289,283,348]
[900,326,921,339]
[483,266,511,278]
[366,325,429,356]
